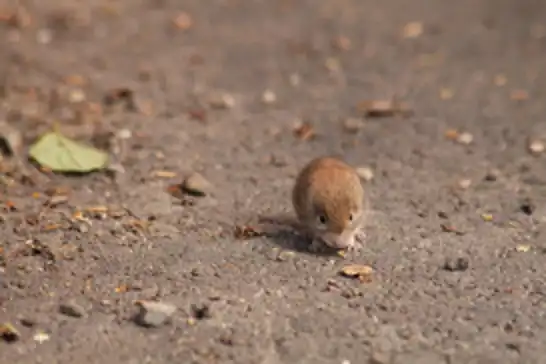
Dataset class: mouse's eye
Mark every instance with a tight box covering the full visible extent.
[349,214,353,221]
[318,215,327,224]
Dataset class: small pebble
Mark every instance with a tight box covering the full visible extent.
[456,132,473,145]
[182,172,212,197]
[134,300,177,328]
[528,140,544,155]
[59,300,87,318]
[262,89,276,104]
[458,179,472,189]
[356,166,374,182]
[209,92,235,109]
[33,331,50,344]
[343,118,364,133]
[68,89,86,103]
[402,21,424,38]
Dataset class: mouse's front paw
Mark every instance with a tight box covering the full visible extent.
[354,229,367,244]
[308,237,325,253]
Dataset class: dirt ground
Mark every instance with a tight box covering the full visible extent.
[1,0,546,363]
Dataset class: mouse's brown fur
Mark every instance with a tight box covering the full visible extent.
[292,157,366,251]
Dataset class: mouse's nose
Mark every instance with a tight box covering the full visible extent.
[321,232,353,249]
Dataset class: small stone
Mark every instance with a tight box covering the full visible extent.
[134,300,176,328]
[59,300,87,318]
[117,129,132,139]
[0,120,23,156]
[458,179,471,189]
[528,140,544,155]
[182,172,212,197]
[262,89,276,104]
[356,166,374,182]
[443,257,469,272]
[456,132,473,145]
[33,331,50,344]
[68,89,86,103]
[515,244,530,253]
[343,118,364,133]
[173,12,193,30]
[209,92,235,109]
[402,22,424,38]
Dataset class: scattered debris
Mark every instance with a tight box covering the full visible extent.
[262,89,277,104]
[0,323,19,342]
[528,140,544,155]
[339,264,374,282]
[182,172,212,197]
[402,21,424,38]
[29,130,108,173]
[342,118,364,133]
[59,300,87,318]
[234,224,266,239]
[293,121,316,141]
[134,300,177,328]
[0,120,22,156]
[357,99,413,118]
[355,166,374,182]
[443,257,469,272]
[152,170,177,178]
[33,331,50,344]
[516,244,530,253]
[445,129,473,145]
[190,303,211,320]
[481,213,493,222]
[173,12,193,30]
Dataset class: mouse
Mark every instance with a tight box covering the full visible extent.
[292,156,367,252]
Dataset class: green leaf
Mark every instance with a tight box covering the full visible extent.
[29,131,108,173]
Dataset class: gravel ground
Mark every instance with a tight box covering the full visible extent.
[1,0,546,363]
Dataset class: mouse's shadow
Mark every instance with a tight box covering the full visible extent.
[256,216,340,257]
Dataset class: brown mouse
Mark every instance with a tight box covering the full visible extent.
[292,156,367,252]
